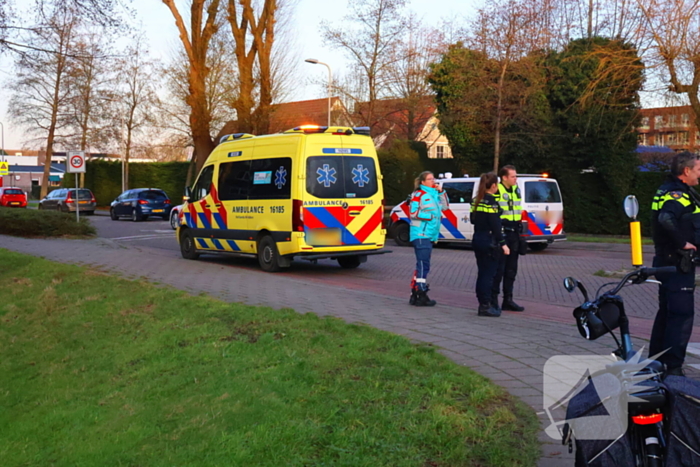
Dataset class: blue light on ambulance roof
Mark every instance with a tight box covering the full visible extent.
[322,148,363,154]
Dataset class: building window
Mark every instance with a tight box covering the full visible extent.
[640,117,650,129]
[696,131,700,146]
[654,115,664,128]
[669,115,677,127]
[682,113,690,126]
[666,133,678,145]
[638,133,648,146]
[679,132,689,145]
[436,146,445,159]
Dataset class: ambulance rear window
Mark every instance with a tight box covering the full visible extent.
[524,181,561,203]
[306,156,377,199]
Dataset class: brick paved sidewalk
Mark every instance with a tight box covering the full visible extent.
[2,235,699,467]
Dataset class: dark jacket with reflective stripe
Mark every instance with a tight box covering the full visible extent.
[651,176,699,259]
[494,183,522,228]
[470,194,505,246]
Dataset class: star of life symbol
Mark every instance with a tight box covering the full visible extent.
[542,348,665,442]
[351,164,370,188]
[316,164,337,188]
[275,166,287,189]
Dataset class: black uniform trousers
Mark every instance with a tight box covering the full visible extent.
[493,230,520,298]
[473,231,500,305]
[649,256,695,370]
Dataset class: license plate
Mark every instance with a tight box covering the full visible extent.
[153,209,164,213]
[79,201,88,204]
[306,228,342,246]
[10,202,19,205]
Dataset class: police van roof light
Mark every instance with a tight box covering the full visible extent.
[291,125,329,134]
[353,127,370,136]
[542,173,549,178]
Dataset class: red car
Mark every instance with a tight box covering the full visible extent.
[0,187,28,208]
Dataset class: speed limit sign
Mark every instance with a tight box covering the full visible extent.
[67,151,86,173]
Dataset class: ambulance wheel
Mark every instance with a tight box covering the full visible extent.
[258,236,281,272]
[528,242,549,252]
[337,255,361,269]
[393,222,411,247]
[179,229,200,260]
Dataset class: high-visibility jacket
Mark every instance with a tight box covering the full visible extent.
[494,183,522,227]
[651,176,700,259]
[409,184,449,242]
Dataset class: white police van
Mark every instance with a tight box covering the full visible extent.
[388,173,566,251]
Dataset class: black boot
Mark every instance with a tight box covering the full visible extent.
[409,289,418,305]
[490,292,502,314]
[478,303,500,317]
[414,290,436,307]
[502,295,524,312]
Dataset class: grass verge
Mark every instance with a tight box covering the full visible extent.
[567,234,653,245]
[0,207,95,237]
[0,249,540,467]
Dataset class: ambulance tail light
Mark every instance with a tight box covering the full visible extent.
[292,199,304,231]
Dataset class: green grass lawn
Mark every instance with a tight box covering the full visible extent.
[0,250,539,467]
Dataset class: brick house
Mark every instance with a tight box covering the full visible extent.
[355,97,452,159]
[638,106,700,152]
[217,97,354,140]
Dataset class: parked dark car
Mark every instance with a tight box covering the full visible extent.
[110,188,172,222]
[38,188,96,214]
[0,187,28,208]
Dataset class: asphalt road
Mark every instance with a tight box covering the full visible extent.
[86,212,690,322]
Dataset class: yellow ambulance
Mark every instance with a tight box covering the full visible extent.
[177,126,388,272]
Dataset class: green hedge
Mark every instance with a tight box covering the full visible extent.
[0,208,95,237]
[63,161,190,207]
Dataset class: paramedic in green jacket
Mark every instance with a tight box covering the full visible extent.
[408,171,449,307]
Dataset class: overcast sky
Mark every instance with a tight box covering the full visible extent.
[0,0,478,149]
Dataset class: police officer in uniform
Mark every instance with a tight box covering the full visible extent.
[472,172,511,317]
[649,151,700,376]
[492,165,525,312]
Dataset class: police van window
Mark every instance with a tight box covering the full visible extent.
[218,160,251,201]
[525,181,562,203]
[442,182,474,204]
[192,165,214,201]
[306,155,378,199]
[248,157,292,200]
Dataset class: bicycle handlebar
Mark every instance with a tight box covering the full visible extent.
[604,266,677,297]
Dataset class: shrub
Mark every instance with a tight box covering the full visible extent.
[0,207,96,237]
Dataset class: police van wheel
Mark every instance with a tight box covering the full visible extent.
[170,210,179,230]
[258,236,281,272]
[180,229,200,260]
[394,223,411,247]
[337,255,361,269]
[528,242,548,252]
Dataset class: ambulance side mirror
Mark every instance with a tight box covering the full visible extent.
[183,186,192,202]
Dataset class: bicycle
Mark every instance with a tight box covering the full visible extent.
[560,265,677,467]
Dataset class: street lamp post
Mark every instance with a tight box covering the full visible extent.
[305,59,332,127]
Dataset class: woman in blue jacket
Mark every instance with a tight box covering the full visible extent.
[409,171,449,306]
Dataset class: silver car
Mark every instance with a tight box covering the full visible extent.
[38,188,97,214]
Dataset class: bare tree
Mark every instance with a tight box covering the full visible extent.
[226,0,283,134]
[161,0,221,172]
[469,0,552,170]
[321,0,408,126]
[637,0,700,129]
[8,4,79,198]
[113,37,160,190]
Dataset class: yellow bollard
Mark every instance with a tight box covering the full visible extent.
[630,220,643,267]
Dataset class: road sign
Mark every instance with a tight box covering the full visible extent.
[67,151,86,173]
[0,161,8,176]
